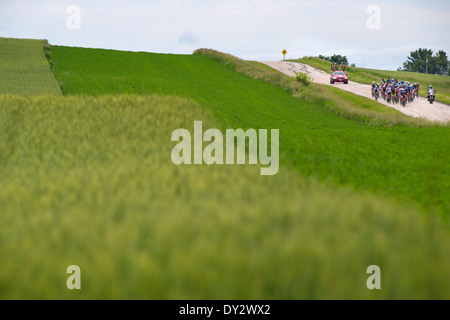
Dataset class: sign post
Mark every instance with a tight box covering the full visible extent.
[282,49,287,60]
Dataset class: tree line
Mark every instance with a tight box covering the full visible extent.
[319,49,449,75]
[398,48,449,76]
[319,54,349,66]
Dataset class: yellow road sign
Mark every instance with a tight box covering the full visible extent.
[282,49,287,56]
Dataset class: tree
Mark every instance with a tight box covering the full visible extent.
[434,50,449,76]
[401,48,449,75]
[319,54,349,65]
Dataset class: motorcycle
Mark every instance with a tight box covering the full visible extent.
[428,94,435,104]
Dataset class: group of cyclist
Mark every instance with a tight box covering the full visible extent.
[371,78,437,106]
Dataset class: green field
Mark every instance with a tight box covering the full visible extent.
[50,45,450,219]
[293,57,450,105]
[0,38,62,96]
[1,94,449,299]
[197,49,424,126]
[0,38,449,299]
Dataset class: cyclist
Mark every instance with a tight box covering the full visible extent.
[373,84,380,100]
[408,83,415,101]
[381,82,387,99]
[398,85,407,106]
[393,84,399,104]
[386,84,392,102]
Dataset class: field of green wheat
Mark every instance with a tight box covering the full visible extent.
[1,94,449,299]
[0,38,449,299]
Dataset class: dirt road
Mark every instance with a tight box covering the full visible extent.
[262,61,450,123]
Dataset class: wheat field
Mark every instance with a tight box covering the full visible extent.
[0,94,448,299]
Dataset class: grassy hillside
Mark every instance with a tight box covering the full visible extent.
[1,39,448,299]
[50,46,450,219]
[294,57,450,105]
[0,38,61,95]
[1,94,448,299]
[196,49,436,127]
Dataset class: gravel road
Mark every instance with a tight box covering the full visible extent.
[262,61,450,123]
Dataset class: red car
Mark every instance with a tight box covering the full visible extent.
[330,71,348,84]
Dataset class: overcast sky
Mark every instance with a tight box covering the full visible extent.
[1,0,449,70]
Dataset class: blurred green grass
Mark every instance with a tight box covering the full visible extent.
[0,94,448,299]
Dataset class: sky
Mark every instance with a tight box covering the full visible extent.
[1,0,449,70]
